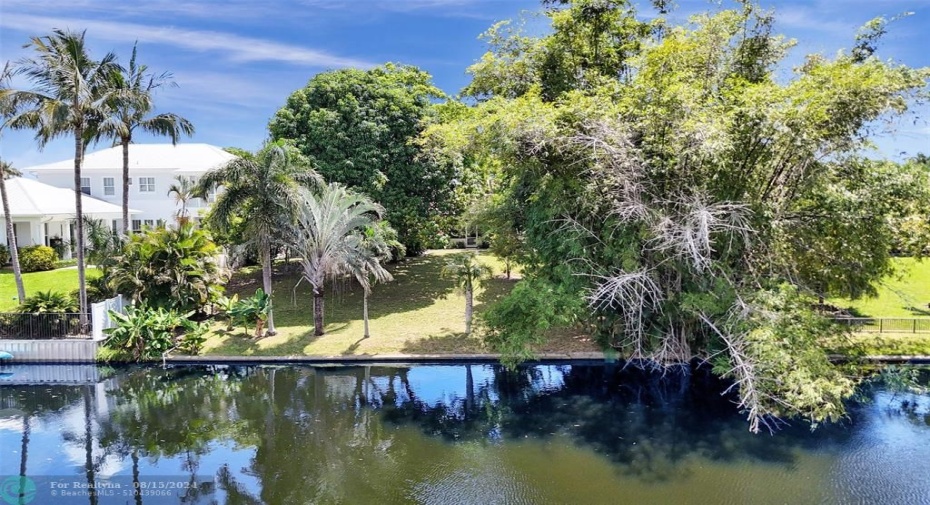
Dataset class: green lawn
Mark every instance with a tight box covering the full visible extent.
[202,250,596,357]
[829,257,930,317]
[0,267,100,311]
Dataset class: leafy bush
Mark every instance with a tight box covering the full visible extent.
[18,290,78,313]
[102,305,209,362]
[109,223,224,312]
[0,244,9,265]
[18,245,58,272]
[228,288,270,337]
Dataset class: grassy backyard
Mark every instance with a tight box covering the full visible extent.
[829,257,930,317]
[0,266,100,311]
[202,250,596,357]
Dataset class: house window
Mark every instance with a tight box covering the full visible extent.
[80,177,91,195]
[132,219,142,233]
[143,219,155,229]
[112,220,118,233]
[156,219,166,228]
[103,177,115,196]
[139,177,155,193]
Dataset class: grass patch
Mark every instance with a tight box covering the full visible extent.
[0,266,99,311]
[829,257,930,317]
[202,250,597,357]
[827,332,930,357]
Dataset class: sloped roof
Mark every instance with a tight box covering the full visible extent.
[24,143,237,175]
[1,177,137,218]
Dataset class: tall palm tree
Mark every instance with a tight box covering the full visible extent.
[95,43,193,235]
[167,175,196,223]
[0,160,26,304]
[0,65,27,305]
[282,183,385,336]
[1,30,121,327]
[441,252,492,335]
[197,142,321,336]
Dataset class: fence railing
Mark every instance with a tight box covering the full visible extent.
[0,313,87,340]
[834,317,930,334]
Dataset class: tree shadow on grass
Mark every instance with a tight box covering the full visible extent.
[400,329,485,354]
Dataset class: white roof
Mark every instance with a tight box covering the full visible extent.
[24,143,237,175]
[1,177,138,219]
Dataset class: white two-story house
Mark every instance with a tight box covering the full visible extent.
[24,143,236,232]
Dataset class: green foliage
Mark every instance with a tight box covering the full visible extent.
[102,305,208,362]
[228,288,270,337]
[18,290,77,313]
[0,244,9,265]
[481,278,583,367]
[440,253,493,293]
[17,245,58,272]
[423,0,930,430]
[269,64,460,254]
[109,223,224,312]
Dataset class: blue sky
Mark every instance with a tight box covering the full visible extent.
[1,0,928,168]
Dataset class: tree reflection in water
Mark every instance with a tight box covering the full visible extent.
[0,363,927,504]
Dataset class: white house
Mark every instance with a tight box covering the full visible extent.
[1,176,134,257]
[24,143,236,232]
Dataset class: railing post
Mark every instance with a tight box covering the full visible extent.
[914,319,918,334]
[879,319,883,333]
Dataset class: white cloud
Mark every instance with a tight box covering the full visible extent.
[0,13,373,68]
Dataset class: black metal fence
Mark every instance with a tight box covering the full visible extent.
[835,317,930,334]
[0,313,88,339]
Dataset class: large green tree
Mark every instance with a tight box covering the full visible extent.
[95,43,194,236]
[269,64,460,254]
[197,142,321,336]
[2,30,122,326]
[423,1,930,431]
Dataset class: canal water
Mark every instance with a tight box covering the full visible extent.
[0,363,928,504]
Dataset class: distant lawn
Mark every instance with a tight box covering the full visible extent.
[0,266,100,311]
[202,250,596,357]
[829,257,930,318]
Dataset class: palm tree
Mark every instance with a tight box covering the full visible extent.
[0,65,27,305]
[197,142,321,336]
[1,30,121,327]
[167,175,196,223]
[282,183,385,336]
[95,43,194,236]
[0,160,26,304]
[441,252,492,335]
[348,224,397,339]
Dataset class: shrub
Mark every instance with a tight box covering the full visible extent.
[19,290,78,313]
[0,244,9,265]
[18,245,58,272]
[228,288,270,337]
[102,305,208,362]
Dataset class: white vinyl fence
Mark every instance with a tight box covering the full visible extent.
[91,294,126,340]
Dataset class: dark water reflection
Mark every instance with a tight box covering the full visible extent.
[0,363,928,504]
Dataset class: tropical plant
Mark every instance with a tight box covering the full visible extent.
[167,175,196,223]
[228,288,271,338]
[95,43,194,235]
[213,294,240,331]
[1,29,122,327]
[18,290,78,313]
[18,245,58,272]
[0,159,25,303]
[102,305,207,362]
[281,183,386,336]
[109,223,223,312]
[269,64,461,254]
[348,222,398,338]
[441,253,493,335]
[197,141,321,336]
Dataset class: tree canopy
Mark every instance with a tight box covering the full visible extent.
[269,64,461,254]
[422,0,930,431]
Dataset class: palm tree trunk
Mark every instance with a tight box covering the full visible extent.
[363,293,369,338]
[1,173,26,303]
[313,286,325,336]
[74,127,89,329]
[132,449,142,505]
[262,247,276,336]
[121,138,130,236]
[465,287,473,335]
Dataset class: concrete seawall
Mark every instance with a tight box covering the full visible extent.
[0,338,101,363]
